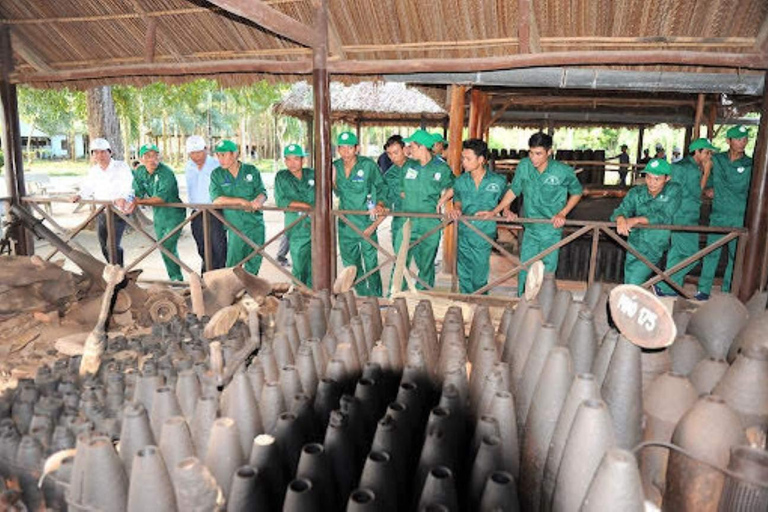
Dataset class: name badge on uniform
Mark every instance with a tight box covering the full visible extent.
[658,194,668,202]
[433,172,442,181]
[405,169,418,180]
[246,174,253,182]
[486,183,501,193]
[543,175,561,186]
[308,179,315,186]
[737,167,745,174]
[357,170,364,177]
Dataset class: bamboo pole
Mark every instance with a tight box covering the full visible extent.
[693,93,706,139]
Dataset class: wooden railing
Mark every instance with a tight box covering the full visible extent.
[14,197,747,301]
[333,209,748,301]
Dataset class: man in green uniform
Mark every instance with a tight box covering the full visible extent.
[334,131,387,296]
[484,132,583,295]
[129,144,186,281]
[654,138,716,296]
[398,129,454,290]
[274,144,314,288]
[695,125,753,300]
[430,133,448,161]
[209,140,267,275]
[611,158,682,285]
[443,139,506,293]
[381,135,415,260]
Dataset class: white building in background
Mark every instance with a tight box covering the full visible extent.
[13,121,87,159]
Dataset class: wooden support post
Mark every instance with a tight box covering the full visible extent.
[707,103,718,139]
[739,71,768,301]
[442,85,467,274]
[693,93,705,139]
[469,89,490,140]
[312,0,333,292]
[0,26,31,255]
[684,126,693,155]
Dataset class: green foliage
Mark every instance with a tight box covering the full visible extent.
[18,87,86,137]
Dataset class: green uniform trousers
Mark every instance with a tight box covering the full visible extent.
[226,222,265,275]
[458,226,493,294]
[289,231,312,288]
[657,215,700,294]
[339,221,382,297]
[698,219,739,294]
[624,246,666,285]
[154,218,184,282]
[404,218,442,290]
[518,225,562,295]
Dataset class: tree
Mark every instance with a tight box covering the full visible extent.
[18,86,85,164]
[86,86,124,159]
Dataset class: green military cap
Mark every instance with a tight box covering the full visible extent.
[726,125,749,139]
[336,131,358,146]
[430,133,448,147]
[404,129,435,148]
[283,144,307,157]
[645,158,671,176]
[215,139,238,153]
[138,143,159,157]
[688,138,718,152]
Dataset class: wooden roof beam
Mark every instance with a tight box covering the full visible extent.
[12,58,312,83]
[205,0,316,47]
[308,0,344,58]
[333,50,768,74]
[10,29,53,73]
[517,0,541,53]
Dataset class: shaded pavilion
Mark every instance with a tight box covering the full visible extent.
[1,0,768,300]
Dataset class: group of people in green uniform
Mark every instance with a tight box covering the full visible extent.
[116,122,751,301]
[611,125,752,300]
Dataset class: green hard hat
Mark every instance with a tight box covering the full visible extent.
[404,129,435,148]
[283,144,307,157]
[215,139,238,153]
[645,158,671,176]
[726,125,749,139]
[336,131,358,146]
[138,144,159,157]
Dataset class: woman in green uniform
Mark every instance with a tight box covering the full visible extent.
[209,140,267,275]
[611,158,682,285]
[484,132,583,295]
[654,138,715,296]
[696,125,753,300]
[334,131,387,297]
[130,144,186,281]
[399,129,454,290]
[274,144,314,288]
[444,138,506,293]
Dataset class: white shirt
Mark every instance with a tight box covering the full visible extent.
[79,159,133,201]
[184,154,219,205]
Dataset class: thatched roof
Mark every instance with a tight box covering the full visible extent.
[1,0,766,89]
[275,81,447,123]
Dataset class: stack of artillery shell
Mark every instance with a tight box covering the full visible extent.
[2,284,768,511]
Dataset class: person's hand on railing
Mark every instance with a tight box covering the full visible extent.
[475,210,495,219]
[503,209,517,221]
[447,207,462,220]
[551,213,566,228]
[616,216,630,236]
[69,194,81,203]
[249,197,265,211]
[372,204,387,218]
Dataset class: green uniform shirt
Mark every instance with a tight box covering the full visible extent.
[209,162,267,227]
[384,158,417,213]
[707,151,753,224]
[400,156,454,214]
[669,156,702,224]
[275,167,315,239]
[334,155,386,227]
[133,162,185,224]
[510,158,583,220]
[453,169,507,237]
[611,181,682,248]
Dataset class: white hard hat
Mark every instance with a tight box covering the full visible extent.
[673,146,681,153]
[90,138,111,152]
[186,135,206,153]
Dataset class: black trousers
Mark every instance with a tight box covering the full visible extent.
[191,211,228,273]
[97,213,127,266]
